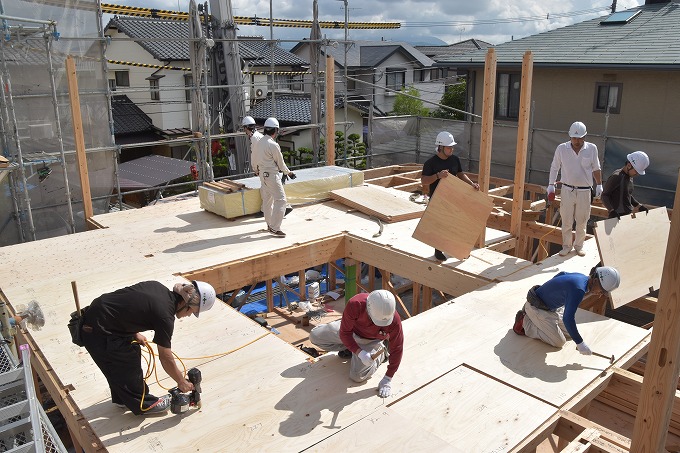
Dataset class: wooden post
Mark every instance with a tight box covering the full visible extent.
[65,56,93,221]
[325,55,335,166]
[422,286,432,311]
[266,280,273,313]
[298,270,306,301]
[412,283,421,315]
[327,261,336,290]
[510,51,534,247]
[476,48,496,248]
[368,264,375,291]
[344,258,357,300]
[630,173,680,452]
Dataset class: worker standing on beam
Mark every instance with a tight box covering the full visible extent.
[420,131,480,261]
[513,266,620,355]
[547,121,603,257]
[79,281,216,415]
[309,289,403,398]
[601,151,650,219]
[251,117,296,237]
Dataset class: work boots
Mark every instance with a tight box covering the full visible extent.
[513,310,525,336]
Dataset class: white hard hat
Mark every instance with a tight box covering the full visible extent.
[568,121,587,138]
[366,289,396,327]
[627,151,649,175]
[192,280,216,317]
[435,131,456,147]
[264,117,279,128]
[596,267,620,293]
[241,116,256,127]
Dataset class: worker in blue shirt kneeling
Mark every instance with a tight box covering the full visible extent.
[513,266,620,355]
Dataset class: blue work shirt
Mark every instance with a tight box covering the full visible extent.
[535,272,589,345]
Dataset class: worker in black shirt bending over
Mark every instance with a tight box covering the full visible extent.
[421,131,479,261]
[601,151,650,219]
[81,280,216,415]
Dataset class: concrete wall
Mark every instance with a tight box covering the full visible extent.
[471,67,680,142]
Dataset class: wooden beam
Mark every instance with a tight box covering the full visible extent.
[66,56,93,221]
[631,173,680,452]
[477,48,496,248]
[510,51,533,243]
[345,235,490,297]
[380,270,412,319]
[628,296,657,314]
[184,234,345,293]
[325,55,335,166]
[485,237,517,253]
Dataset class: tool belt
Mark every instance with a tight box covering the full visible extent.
[527,285,551,311]
[67,306,89,347]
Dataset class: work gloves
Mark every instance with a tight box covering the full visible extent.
[595,184,603,198]
[576,342,592,355]
[378,376,392,398]
[358,350,374,367]
[281,172,297,185]
[546,184,556,202]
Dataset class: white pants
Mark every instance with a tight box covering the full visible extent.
[560,187,591,249]
[259,170,287,231]
[309,320,386,382]
[522,301,571,348]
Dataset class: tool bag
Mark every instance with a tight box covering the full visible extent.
[527,285,552,311]
[67,307,88,347]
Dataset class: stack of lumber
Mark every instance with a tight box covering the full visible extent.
[203,179,246,193]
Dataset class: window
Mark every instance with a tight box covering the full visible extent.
[496,72,521,120]
[114,71,129,87]
[291,75,304,92]
[431,68,441,81]
[274,74,292,90]
[593,82,622,114]
[184,74,193,103]
[150,79,160,101]
[386,69,405,91]
[108,79,117,91]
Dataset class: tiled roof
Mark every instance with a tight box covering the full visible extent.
[106,17,308,66]
[292,39,434,68]
[247,94,326,124]
[437,1,680,68]
[415,39,493,61]
[111,95,156,135]
[118,154,194,188]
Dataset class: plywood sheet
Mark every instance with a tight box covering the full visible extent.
[593,207,670,308]
[390,365,558,452]
[329,185,425,222]
[412,174,494,259]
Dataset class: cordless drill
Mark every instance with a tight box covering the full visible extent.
[170,367,202,414]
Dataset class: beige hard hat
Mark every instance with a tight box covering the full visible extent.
[366,289,396,327]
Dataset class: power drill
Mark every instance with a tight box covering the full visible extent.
[170,367,202,414]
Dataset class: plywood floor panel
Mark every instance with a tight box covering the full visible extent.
[329,185,426,222]
[593,207,670,308]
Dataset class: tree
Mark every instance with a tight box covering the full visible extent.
[391,86,429,117]
[432,81,467,120]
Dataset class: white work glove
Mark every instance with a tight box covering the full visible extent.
[576,342,592,355]
[595,184,603,198]
[358,350,374,367]
[378,376,392,398]
[547,184,555,195]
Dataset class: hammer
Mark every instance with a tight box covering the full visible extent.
[592,350,615,364]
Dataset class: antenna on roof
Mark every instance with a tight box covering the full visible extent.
[611,0,617,12]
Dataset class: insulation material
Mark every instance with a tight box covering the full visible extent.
[593,207,670,308]
[412,175,493,259]
[199,166,363,218]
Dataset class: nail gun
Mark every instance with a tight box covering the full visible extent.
[169,367,202,414]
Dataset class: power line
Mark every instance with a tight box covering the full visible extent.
[401,7,611,27]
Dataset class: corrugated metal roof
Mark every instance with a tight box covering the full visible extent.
[415,39,493,61]
[117,154,194,188]
[437,1,680,68]
[106,17,308,66]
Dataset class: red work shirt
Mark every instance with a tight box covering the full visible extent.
[339,293,404,378]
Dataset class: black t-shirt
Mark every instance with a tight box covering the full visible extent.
[422,154,463,194]
[84,281,180,348]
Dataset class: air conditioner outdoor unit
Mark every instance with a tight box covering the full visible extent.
[253,88,266,99]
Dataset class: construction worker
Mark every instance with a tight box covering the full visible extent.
[309,289,403,398]
[513,266,620,355]
[547,121,603,257]
[251,117,295,237]
[80,280,216,415]
[601,151,650,219]
[420,131,480,261]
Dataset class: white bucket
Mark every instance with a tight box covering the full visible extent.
[308,282,320,299]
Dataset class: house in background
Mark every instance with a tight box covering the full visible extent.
[416,38,493,86]
[291,40,441,114]
[104,16,309,161]
[437,0,680,142]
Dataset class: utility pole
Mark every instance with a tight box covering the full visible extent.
[209,0,248,174]
[310,0,321,164]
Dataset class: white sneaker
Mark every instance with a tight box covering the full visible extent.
[558,247,571,256]
[575,248,586,257]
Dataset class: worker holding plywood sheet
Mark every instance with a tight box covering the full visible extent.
[513,266,620,355]
[418,131,481,261]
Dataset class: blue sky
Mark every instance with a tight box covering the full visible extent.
[106,0,644,46]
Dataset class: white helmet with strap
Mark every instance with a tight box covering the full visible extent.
[596,267,620,293]
[192,281,216,317]
[366,289,396,327]
[627,151,649,175]
[568,121,587,138]
[241,116,256,127]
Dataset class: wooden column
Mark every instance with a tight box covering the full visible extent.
[476,48,496,247]
[327,261,337,290]
[325,55,335,166]
[631,173,680,452]
[412,283,421,315]
[298,270,306,301]
[266,280,273,313]
[66,56,93,221]
[422,286,432,311]
[510,51,534,249]
[344,258,357,300]
[368,264,375,291]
